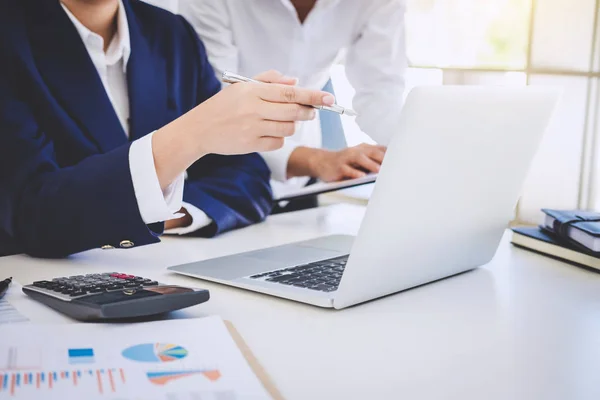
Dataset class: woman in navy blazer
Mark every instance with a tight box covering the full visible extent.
[0,0,335,257]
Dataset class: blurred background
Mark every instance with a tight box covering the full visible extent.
[339,0,600,225]
[151,0,600,225]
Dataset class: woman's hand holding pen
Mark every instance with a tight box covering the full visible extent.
[152,70,334,190]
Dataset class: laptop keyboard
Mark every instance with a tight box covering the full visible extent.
[249,255,349,293]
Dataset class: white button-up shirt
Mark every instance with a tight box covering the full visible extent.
[61,1,211,234]
[180,0,407,194]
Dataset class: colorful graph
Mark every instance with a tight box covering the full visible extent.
[122,343,188,363]
[68,348,95,364]
[146,369,221,385]
[0,368,127,397]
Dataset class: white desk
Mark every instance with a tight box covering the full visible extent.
[1,204,600,400]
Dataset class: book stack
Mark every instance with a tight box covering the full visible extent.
[511,209,600,270]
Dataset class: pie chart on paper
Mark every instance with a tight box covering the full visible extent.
[121,343,189,363]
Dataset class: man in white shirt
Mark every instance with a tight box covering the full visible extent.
[180,0,407,204]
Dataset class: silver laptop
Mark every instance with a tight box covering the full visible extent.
[168,86,559,309]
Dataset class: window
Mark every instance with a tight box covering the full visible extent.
[334,0,600,223]
[406,0,531,69]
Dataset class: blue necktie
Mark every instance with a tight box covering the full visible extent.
[319,79,347,151]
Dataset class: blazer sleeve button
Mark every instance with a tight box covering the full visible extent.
[119,240,135,248]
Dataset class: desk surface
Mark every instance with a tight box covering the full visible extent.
[1,204,600,400]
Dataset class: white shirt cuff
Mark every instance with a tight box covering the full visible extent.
[164,201,213,235]
[129,131,185,224]
[259,139,302,182]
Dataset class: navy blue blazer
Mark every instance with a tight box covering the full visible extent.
[0,0,273,257]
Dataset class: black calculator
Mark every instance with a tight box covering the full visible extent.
[23,273,209,321]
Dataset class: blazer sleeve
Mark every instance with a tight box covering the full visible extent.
[177,16,274,237]
[183,155,272,237]
[0,46,161,258]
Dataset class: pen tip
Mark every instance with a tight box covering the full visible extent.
[345,109,358,117]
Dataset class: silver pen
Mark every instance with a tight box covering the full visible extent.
[222,71,358,117]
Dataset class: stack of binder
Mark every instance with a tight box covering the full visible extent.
[511,209,600,270]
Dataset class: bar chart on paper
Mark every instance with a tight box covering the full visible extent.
[0,368,127,397]
[0,317,273,400]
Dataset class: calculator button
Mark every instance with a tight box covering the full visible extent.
[30,273,161,297]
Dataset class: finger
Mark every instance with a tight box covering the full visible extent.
[259,102,316,122]
[256,136,285,152]
[361,143,387,152]
[366,147,386,164]
[253,70,298,85]
[352,153,381,173]
[253,69,284,82]
[273,76,299,86]
[340,165,367,180]
[259,84,335,107]
[260,121,297,138]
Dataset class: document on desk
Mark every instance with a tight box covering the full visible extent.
[0,282,29,324]
[274,173,377,202]
[0,316,274,399]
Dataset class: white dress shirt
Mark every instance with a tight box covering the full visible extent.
[61,1,211,234]
[180,0,407,195]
